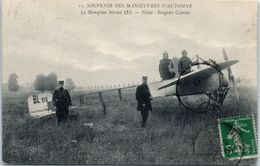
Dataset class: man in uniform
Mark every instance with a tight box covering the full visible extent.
[135,76,152,128]
[178,49,193,75]
[159,51,176,80]
[52,80,72,125]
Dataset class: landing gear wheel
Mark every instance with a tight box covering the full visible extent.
[176,61,229,113]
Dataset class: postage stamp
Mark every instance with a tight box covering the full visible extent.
[218,115,257,160]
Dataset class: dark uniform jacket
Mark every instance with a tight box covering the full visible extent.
[135,83,152,111]
[159,58,175,80]
[52,88,72,108]
[178,56,192,75]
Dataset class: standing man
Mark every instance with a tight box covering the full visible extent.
[135,76,152,128]
[178,49,193,75]
[52,80,72,125]
[159,51,176,80]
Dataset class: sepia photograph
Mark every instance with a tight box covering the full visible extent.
[2,0,258,165]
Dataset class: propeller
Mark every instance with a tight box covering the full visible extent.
[223,48,240,100]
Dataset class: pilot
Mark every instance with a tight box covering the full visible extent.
[178,49,193,75]
[52,80,72,125]
[135,76,152,128]
[159,51,176,80]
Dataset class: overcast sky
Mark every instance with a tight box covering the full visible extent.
[3,0,257,87]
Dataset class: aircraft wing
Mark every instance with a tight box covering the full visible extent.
[82,85,137,96]
[157,60,238,96]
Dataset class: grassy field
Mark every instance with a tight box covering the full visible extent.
[2,86,258,164]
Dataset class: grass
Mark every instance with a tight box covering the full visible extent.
[2,85,258,164]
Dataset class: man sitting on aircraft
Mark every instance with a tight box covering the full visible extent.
[178,49,193,75]
[135,76,152,128]
[159,51,176,80]
[52,80,72,126]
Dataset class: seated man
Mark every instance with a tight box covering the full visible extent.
[178,49,193,75]
[159,51,176,80]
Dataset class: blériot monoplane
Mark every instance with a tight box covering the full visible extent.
[28,49,239,118]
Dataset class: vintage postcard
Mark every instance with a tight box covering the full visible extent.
[2,0,258,165]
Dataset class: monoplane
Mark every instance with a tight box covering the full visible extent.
[28,49,239,118]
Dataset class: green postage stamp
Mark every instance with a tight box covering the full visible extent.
[218,115,257,160]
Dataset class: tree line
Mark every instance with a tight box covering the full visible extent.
[7,73,76,93]
[7,72,140,94]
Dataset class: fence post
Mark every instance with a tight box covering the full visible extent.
[79,95,84,105]
[98,92,106,115]
[118,89,122,101]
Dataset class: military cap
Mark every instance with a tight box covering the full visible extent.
[163,51,168,56]
[142,76,148,80]
[181,49,187,55]
[59,80,64,84]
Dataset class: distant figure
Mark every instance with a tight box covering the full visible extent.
[178,49,193,75]
[135,76,152,128]
[159,51,176,80]
[52,80,72,125]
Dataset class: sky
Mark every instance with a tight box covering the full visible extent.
[3,0,257,87]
